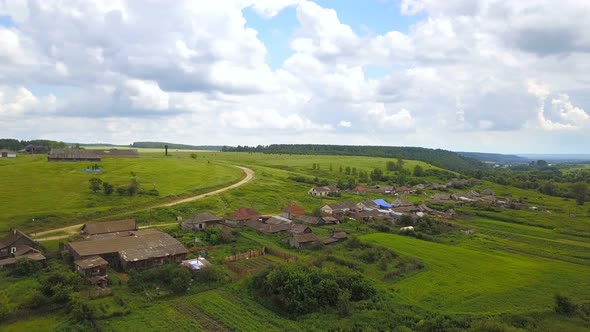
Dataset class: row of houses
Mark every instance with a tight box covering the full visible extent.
[427,189,498,206]
[47,148,139,162]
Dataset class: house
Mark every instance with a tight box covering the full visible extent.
[24,144,48,154]
[265,216,292,225]
[391,198,413,207]
[351,209,384,223]
[224,208,261,227]
[281,204,306,219]
[292,215,322,225]
[395,186,414,195]
[308,186,339,197]
[289,224,312,235]
[0,149,16,158]
[288,233,321,248]
[321,201,356,215]
[356,200,379,210]
[81,219,138,237]
[392,205,420,215]
[67,229,188,271]
[350,186,366,194]
[373,199,392,209]
[481,189,495,196]
[244,219,292,234]
[48,149,101,162]
[432,193,452,201]
[74,255,108,279]
[321,216,340,225]
[181,213,222,231]
[0,229,46,268]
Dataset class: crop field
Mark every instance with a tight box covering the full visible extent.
[0,153,243,231]
[362,232,590,314]
[183,289,306,332]
[230,255,282,270]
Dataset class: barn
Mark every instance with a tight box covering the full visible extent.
[48,149,101,162]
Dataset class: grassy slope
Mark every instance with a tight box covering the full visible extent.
[0,153,243,231]
[362,233,590,314]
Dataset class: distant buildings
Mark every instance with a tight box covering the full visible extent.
[48,149,101,162]
[0,149,16,158]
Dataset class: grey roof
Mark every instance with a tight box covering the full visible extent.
[184,212,222,224]
[81,219,137,235]
[48,149,101,160]
[75,255,108,269]
[293,215,321,225]
[69,230,188,260]
[291,233,320,244]
[0,229,35,249]
[325,201,356,210]
[265,216,291,225]
[392,198,413,207]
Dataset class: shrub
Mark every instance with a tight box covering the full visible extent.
[554,293,577,316]
[88,178,102,193]
[10,258,43,277]
[102,182,114,195]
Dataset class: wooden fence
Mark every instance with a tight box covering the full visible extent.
[222,248,266,262]
[81,288,113,299]
[222,247,298,279]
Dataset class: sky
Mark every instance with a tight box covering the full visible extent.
[1,0,589,154]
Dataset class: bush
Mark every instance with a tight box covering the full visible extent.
[68,294,95,322]
[88,178,102,193]
[102,182,114,195]
[146,188,159,196]
[10,258,43,277]
[129,264,192,295]
[554,293,577,316]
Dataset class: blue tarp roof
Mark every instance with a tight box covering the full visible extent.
[373,199,392,208]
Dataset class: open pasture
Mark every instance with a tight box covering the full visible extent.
[362,233,590,314]
[0,153,243,231]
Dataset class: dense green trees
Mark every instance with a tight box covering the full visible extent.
[251,264,376,316]
[571,183,588,205]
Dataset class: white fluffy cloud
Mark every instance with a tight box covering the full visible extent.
[0,0,589,152]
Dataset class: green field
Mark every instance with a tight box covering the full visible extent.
[0,153,243,231]
[362,232,590,314]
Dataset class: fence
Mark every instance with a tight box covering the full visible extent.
[81,288,113,299]
[221,247,298,279]
[222,248,266,262]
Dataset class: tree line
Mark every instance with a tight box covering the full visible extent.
[221,144,485,172]
[0,138,67,151]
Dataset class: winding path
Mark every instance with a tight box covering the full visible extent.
[32,166,254,241]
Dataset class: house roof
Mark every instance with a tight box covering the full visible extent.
[265,216,291,225]
[81,219,137,235]
[226,208,261,220]
[293,215,321,225]
[244,220,292,234]
[0,229,34,249]
[0,252,46,266]
[351,186,366,192]
[432,193,452,200]
[289,224,311,234]
[282,204,305,216]
[358,200,379,209]
[322,216,339,224]
[95,149,139,156]
[330,231,348,239]
[396,186,413,191]
[325,201,356,211]
[292,233,320,244]
[311,186,338,192]
[69,229,188,260]
[48,149,101,160]
[0,149,16,153]
[74,255,108,269]
[391,198,413,207]
[184,212,222,224]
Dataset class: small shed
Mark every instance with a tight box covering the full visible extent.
[288,233,321,248]
[0,149,16,158]
[74,255,108,278]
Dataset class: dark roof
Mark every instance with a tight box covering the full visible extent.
[48,149,101,160]
[432,193,452,200]
[226,208,261,220]
[291,233,320,244]
[184,212,222,224]
[0,229,35,249]
[81,219,137,235]
[322,216,339,224]
[293,215,321,225]
[358,200,379,209]
[282,204,306,216]
[69,230,188,260]
[244,220,291,234]
[325,201,356,211]
[289,224,311,234]
[0,252,46,266]
[331,231,348,239]
[74,255,108,269]
[95,149,139,156]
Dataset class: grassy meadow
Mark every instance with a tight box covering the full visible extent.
[0,153,243,231]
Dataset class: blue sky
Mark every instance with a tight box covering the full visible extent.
[0,1,589,153]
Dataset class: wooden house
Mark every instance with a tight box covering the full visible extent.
[224,208,261,227]
[81,219,138,238]
[48,149,101,162]
[181,213,222,231]
[308,186,339,197]
[0,229,46,268]
[288,233,321,248]
[281,204,306,219]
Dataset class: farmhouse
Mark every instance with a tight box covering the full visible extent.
[293,215,322,225]
[0,149,16,158]
[356,200,380,210]
[350,186,366,194]
[74,255,108,279]
[225,208,261,226]
[81,219,138,237]
[265,215,292,225]
[181,212,222,231]
[320,201,356,215]
[289,224,312,235]
[244,219,292,234]
[308,186,339,196]
[281,204,306,219]
[395,186,414,195]
[48,149,102,162]
[323,229,348,245]
[288,233,321,248]
[67,229,188,271]
[321,216,340,225]
[0,229,46,268]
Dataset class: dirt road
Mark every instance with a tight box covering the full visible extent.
[32,166,254,241]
